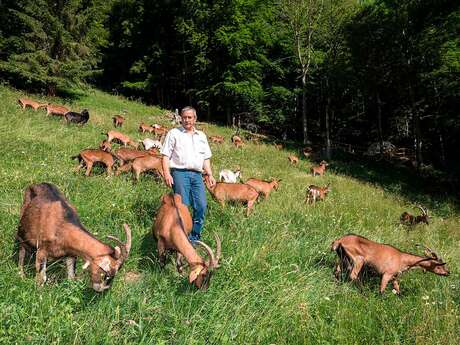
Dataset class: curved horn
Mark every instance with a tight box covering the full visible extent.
[214,232,222,268]
[416,243,439,260]
[107,223,132,260]
[195,240,216,269]
[416,205,428,216]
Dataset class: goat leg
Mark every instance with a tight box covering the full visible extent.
[392,279,400,295]
[379,273,394,294]
[18,244,26,278]
[66,257,76,279]
[158,240,166,268]
[35,249,47,286]
[85,162,93,176]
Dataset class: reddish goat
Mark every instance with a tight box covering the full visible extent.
[17,98,48,110]
[245,178,280,199]
[17,183,131,291]
[331,234,449,294]
[72,149,115,176]
[153,193,221,289]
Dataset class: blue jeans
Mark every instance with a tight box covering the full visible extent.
[171,169,207,242]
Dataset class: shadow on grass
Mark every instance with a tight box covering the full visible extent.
[329,152,459,213]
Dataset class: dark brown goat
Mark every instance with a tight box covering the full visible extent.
[153,193,221,289]
[16,183,131,291]
[332,234,448,294]
[400,205,430,226]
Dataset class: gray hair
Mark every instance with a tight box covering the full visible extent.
[180,106,197,118]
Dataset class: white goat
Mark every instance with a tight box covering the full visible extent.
[141,138,163,150]
[219,168,241,183]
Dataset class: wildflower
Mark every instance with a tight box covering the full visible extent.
[422,295,429,300]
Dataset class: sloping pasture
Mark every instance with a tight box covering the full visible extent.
[0,85,458,344]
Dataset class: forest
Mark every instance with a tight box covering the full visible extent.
[1,0,459,176]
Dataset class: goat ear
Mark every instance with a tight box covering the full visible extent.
[189,266,204,283]
[437,262,447,266]
[113,246,122,259]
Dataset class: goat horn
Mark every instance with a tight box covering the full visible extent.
[195,240,216,269]
[416,243,439,260]
[107,223,132,260]
[214,233,222,268]
[416,205,426,216]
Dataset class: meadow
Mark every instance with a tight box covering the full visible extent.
[0,84,459,345]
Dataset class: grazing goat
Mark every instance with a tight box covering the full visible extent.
[106,130,139,149]
[100,140,112,152]
[17,183,131,291]
[311,161,329,176]
[245,178,280,199]
[400,205,430,226]
[17,98,48,110]
[153,193,221,289]
[116,155,164,181]
[305,184,331,204]
[113,147,158,168]
[44,104,70,116]
[231,135,244,148]
[64,109,89,124]
[204,175,259,216]
[139,122,155,133]
[209,135,225,144]
[112,115,125,127]
[72,149,115,176]
[288,155,299,165]
[153,126,168,138]
[141,138,163,151]
[219,167,241,183]
[331,234,449,294]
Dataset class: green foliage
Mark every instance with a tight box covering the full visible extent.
[0,0,111,94]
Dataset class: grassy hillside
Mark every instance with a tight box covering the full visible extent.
[0,85,459,345]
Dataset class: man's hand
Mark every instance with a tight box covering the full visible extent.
[208,175,216,188]
[164,173,174,188]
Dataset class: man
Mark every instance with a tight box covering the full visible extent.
[161,106,216,243]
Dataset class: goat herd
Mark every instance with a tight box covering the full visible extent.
[14,97,449,295]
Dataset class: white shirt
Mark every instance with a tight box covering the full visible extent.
[160,127,212,172]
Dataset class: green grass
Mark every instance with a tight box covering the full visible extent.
[0,84,459,345]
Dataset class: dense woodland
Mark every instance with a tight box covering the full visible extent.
[1,0,459,175]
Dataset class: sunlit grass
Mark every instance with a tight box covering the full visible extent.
[0,84,458,344]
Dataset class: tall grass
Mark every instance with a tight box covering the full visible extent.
[0,85,458,344]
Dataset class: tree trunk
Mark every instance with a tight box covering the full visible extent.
[326,95,331,160]
[376,92,384,155]
[302,75,309,144]
[226,106,231,126]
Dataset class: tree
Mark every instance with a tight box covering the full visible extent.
[279,0,325,144]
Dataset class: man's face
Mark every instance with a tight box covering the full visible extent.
[181,110,196,130]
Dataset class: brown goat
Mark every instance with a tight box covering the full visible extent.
[311,161,329,176]
[204,175,259,216]
[245,178,281,199]
[153,193,221,289]
[72,149,115,176]
[232,135,244,148]
[331,234,449,294]
[17,183,131,291]
[139,122,155,133]
[302,146,313,158]
[288,155,299,165]
[305,184,331,204]
[116,155,164,181]
[44,104,70,116]
[113,147,154,167]
[209,135,225,144]
[100,140,112,152]
[17,98,48,110]
[113,115,125,127]
[400,205,429,226]
[106,130,139,149]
